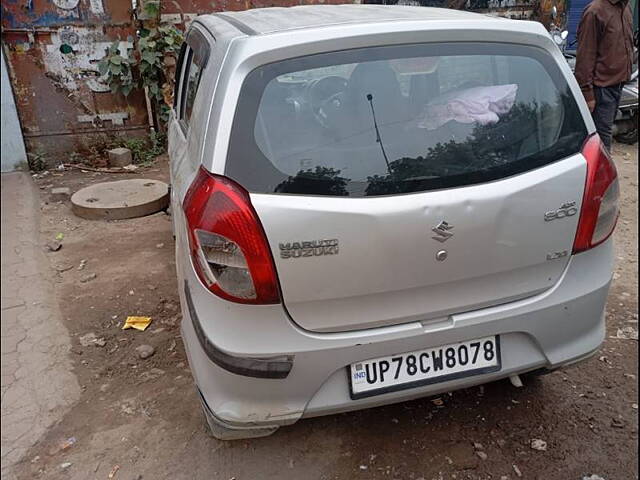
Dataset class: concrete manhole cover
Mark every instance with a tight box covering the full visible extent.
[71,179,170,220]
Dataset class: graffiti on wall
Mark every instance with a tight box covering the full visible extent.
[1,0,351,157]
[1,0,145,155]
[43,27,133,93]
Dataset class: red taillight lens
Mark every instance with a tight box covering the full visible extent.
[183,167,280,304]
[572,134,620,253]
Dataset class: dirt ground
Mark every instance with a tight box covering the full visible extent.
[11,144,639,480]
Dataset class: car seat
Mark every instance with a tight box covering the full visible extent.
[343,61,408,135]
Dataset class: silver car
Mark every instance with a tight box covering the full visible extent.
[168,5,619,440]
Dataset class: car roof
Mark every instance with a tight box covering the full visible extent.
[199,5,493,36]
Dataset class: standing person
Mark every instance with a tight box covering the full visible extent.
[574,0,634,152]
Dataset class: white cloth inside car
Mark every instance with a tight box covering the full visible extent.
[418,84,519,130]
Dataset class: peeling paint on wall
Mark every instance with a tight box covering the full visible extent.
[42,27,133,92]
[78,112,129,125]
[160,13,198,27]
[89,0,106,15]
[2,0,353,160]
[52,0,80,11]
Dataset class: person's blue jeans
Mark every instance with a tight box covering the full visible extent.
[593,84,623,152]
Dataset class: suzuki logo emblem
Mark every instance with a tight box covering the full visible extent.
[431,221,454,242]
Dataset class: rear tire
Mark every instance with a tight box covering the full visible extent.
[615,128,638,145]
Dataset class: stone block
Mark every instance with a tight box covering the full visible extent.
[50,187,70,202]
[108,148,133,168]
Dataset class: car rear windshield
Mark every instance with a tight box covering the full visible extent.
[225,42,588,197]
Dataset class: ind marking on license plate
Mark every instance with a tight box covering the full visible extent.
[349,336,501,400]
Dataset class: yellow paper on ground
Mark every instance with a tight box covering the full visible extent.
[122,316,152,331]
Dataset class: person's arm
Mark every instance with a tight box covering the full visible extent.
[574,8,599,111]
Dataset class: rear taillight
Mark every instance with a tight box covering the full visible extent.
[183,166,280,304]
[573,134,620,253]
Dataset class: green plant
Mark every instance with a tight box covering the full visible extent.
[97,42,136,96]
[69,152,84,164]
[84,135,120,167]
[142,0,160,18]
[122,132,166,165]
[137,24,183,115]
[27,151,47,172]
[97,18,183,129]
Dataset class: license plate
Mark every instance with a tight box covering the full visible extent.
[349,336,501,399]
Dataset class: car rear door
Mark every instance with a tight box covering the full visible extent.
[168,26,212,205]
[254,158,585,332]
[225,41,590,333]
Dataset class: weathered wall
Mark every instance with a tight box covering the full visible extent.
[1,0,149,161]
[1,0,350,162]
[158,0,350,24]
[1,46,27,172]
[466,0,565,26]
[371,0,564,25]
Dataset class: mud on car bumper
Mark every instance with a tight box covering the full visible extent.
[179,239,613,432]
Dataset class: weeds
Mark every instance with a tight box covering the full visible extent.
[69,132,166,168]
[69,151,86,165]
[27,151,48,172]
[83,136,119,167]
[122,131,165,165]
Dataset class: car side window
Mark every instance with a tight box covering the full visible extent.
[173,42,187,112]
[183,56,203,124]
[177,28,210,130]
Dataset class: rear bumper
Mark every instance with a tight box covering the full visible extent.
[179,238,613,428]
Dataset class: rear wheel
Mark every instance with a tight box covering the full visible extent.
[615,128,638,145]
